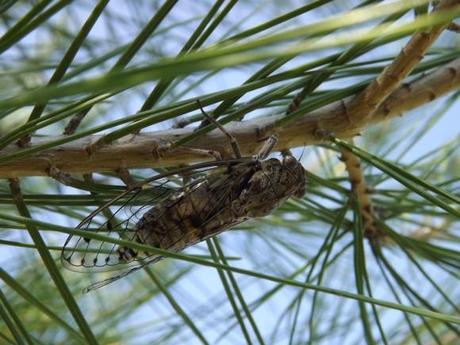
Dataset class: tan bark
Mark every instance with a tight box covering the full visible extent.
[346,0,460,125]
[0,58,459,178]
[336,0,460,241]
[340,143,378,239]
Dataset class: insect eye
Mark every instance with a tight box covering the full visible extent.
[294,185,306,198]
[283,155,297,168]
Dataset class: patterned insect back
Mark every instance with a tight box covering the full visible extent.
[61,130,306,291]
[118,155,306,261]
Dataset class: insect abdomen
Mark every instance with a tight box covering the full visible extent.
[119,178,238,260]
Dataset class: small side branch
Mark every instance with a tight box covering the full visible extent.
[340,142,379,241]
[347,0,460,126]
[335,0,459,243]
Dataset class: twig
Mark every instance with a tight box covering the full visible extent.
[62,2,177,135]
[0,58,459,177]
[346,0,460,127]
[330,0,459,243]
[339,141,379,241]
[17,1,110,146]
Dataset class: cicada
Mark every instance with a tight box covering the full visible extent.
[62,112,306,291]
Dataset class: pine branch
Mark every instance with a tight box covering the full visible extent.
[334,0,459,244]
[0,58,459,177]
[340,141,378,240]
[346,0,460,125]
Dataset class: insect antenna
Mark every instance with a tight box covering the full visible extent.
[298,145,306,161]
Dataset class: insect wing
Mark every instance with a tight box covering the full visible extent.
[61,160,248,273]
[134,162,255,255]
[61,181,178,273]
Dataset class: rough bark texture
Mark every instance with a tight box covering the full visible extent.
[346,0,460,125]
[340,143,377,239]
[0,57,459,178]
[337,0,460,242]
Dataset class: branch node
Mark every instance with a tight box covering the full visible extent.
[85,142,97,158]
[401,82,412,92]
[173,118,191,128]
[16,136,31,148]
[447,66,457,79]
[340,99,353,124]
[314,126,334,142]
[151,139,172,160]
[116,168,135,188]
[426,89,437,101]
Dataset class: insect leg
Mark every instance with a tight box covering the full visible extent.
[280,148,294,157]
[116,168,135,189]
[257,135,278,160]
[181,147,223,161]
[196,100,242,159]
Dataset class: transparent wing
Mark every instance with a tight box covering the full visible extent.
[61,159,250,274]
[61,181,178,273]
[81,168,251,293]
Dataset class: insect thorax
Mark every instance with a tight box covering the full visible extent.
[237,156,306,217]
